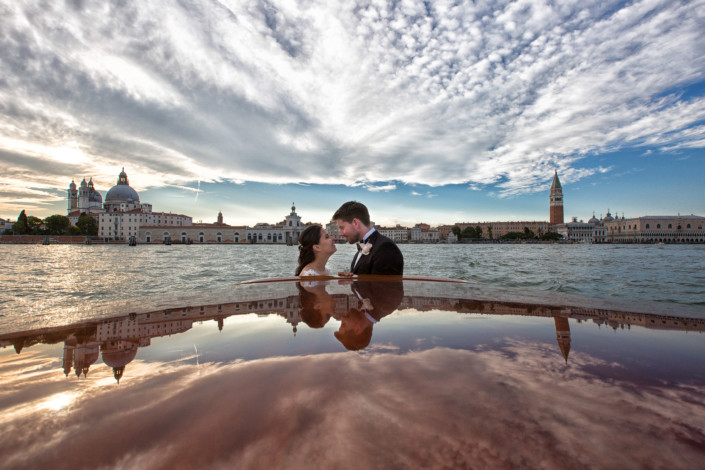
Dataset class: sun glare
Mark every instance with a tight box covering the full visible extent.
[41,392,78,411]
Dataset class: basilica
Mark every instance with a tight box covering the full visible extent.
[68,169,192,241]
[68,169,307,244]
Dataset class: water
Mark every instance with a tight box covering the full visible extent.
[1,243,704,326]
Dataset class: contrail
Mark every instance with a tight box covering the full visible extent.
[195,180,201,202]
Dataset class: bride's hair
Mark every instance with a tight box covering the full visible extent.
[295,224,322,276]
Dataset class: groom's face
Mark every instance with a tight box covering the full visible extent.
[336,218,363,244]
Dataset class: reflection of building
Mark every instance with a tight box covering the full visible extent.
[554,316,571,363]
[4,287,705,381]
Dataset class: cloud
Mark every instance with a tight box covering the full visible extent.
[0,0,703,205]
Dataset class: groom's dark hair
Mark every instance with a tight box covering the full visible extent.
[333,201,370,226]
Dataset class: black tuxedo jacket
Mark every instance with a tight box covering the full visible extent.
[351,231,404,275]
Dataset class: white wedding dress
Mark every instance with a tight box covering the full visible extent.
[300,268,331,276]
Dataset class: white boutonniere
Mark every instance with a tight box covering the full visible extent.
[361,242,373,255]
[360,298,373,310]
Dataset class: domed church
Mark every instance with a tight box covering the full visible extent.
[67,168,192,241]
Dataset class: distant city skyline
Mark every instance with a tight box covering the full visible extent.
[1,1,704,225]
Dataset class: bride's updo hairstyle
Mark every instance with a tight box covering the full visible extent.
[295,224,323,276]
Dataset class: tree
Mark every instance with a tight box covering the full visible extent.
[462,226,477,239]
[77,213,98,236]
[27,216,43,234]
[15,210,28,234]
[45,215,71,235]
[475,226,483,239]
[540,231,563,241]
[487,226,493,239]
[67,225,82,235]
[523,227,536,239]
[452,226,461,238]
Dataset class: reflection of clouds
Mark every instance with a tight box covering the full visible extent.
[2,342,704,469]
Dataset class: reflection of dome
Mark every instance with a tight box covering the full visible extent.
[89,190,103,203]
[105,168,140,205]
[102,343,139,368]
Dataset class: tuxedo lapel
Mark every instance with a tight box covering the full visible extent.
[352,232,380,274]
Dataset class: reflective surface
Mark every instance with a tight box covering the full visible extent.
[2,243,704,330]
[1,277,704,469]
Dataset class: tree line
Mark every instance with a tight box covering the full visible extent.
[452,225,562,241]
[3,210,98,236]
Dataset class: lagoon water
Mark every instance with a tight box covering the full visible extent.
[1,243,704,328]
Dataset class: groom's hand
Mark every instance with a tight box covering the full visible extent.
[338,271,354,278]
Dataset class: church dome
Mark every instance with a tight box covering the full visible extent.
[105,168,140,205]
[588,213,600,225]
[603,210,614,222]
[89,189,103,203]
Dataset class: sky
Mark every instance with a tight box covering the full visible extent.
[1,0,704,226]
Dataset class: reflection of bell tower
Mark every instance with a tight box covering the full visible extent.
[554,316,571,363]
[63,335,77,376]
[550,170,564,225]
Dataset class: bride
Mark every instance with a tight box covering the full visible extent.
[296,224,337,276]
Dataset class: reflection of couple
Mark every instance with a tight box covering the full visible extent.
[294,201,404,277]
[297,279,404,350]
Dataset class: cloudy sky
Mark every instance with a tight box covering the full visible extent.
[1,0,704,225]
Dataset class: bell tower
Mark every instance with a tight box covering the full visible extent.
[549,170,564,225]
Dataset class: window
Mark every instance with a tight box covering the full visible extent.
[646,224,650,229]
[687,224,691,229]
[668,224,672,229]
[657,224,661,229]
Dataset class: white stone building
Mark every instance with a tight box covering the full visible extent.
[410,225,441,242]
[603,215,705,243]
[377,225,409,243]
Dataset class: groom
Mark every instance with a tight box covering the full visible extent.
[333,201,404,276]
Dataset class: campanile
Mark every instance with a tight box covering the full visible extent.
[549,170,564,225]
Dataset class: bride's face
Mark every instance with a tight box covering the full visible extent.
[316,229,337,256]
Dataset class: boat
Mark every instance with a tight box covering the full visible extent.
[128,236,137,246]
[1,276,703,468]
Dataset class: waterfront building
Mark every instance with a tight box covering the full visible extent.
[67,177,105,225]
[0,218,13,233]
[98,169,192,241]
[377,225,410,243]
[245,203,306,244]
[140,212,247,243]
[549,170,564,225]
[603,214,705,243]
[410,224,440,242]
[556,216,602,243]
[326,221,342,242]
[138,205,307,244]
[67,169,193,241]
[556,211,705,244]
[454,221,550,239]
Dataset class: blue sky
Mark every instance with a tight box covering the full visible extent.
[1,0,703,226]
